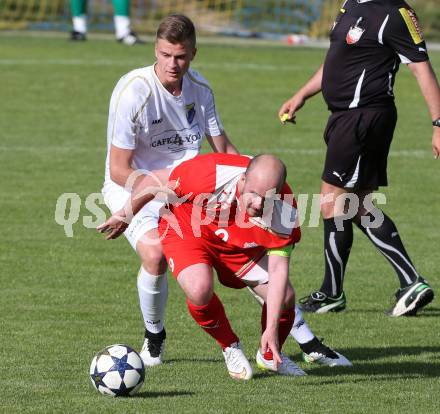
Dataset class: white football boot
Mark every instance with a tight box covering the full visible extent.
[140,328,166,367]
[387,278,434,317]
[303,349,352,367]
[301,337,352,367]
[222,342,253,380]
[256,350,306,376]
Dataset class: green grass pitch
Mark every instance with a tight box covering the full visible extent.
[1,33,439,413]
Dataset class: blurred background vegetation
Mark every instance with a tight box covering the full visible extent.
[0,0,439,40]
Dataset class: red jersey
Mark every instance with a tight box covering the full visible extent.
[159,153,301,250]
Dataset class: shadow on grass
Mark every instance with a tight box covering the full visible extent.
[252,371,274,379]
[413,306,440,317]
[344,306,440,316]
[335,345,440,362]
[297,345,440,382]
[133,390,195,398]
[313,360,438,377]
[300,361,440,385]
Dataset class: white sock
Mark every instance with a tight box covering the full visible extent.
[114,15,131,39]
[137,267,168,334]
[290,305,315,344]
[72,15,87,33]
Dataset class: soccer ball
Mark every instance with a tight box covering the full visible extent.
[89,344,145,397]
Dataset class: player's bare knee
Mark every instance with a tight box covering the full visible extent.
[138,244,167,274]
[178,271,214,306]
[142,258,167,275]
[321,201,336,219]
[321,182,350,218]
[186,286,213,306]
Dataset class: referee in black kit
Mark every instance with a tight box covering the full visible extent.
[279,0,440,317]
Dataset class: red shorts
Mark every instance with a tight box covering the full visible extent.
[159,222,267,289]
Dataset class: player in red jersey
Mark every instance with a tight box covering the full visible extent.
[98,153,351,379]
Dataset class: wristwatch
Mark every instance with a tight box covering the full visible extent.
[433,118,440,127]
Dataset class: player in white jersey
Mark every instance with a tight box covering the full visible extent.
[102,14,238,366]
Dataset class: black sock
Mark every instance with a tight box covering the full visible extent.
[319,217,353,297]
[354,211,419,288]
[299,337,338,358]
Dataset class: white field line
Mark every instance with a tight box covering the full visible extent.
[0,58,307,72]
[241,148,431,158]
[0,146,431,158]
[2,30,440,50]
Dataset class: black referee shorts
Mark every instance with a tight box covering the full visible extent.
[322,106,397,191]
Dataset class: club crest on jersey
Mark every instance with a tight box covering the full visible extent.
[346,18,365,44]
[186,103,196,124]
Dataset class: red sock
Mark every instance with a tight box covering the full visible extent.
[186,293,239,349]
[261,303,295,360]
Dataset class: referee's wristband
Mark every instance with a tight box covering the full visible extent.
[433,118,440,127]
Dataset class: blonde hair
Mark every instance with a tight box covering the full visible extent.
[156,14,196,48]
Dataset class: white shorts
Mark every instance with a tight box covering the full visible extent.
[242,254,269,285]
[103,185,165,250]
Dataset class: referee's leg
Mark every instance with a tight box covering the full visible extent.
[298,180,354,313]
[353,191,433,316]
[319,181,354,298]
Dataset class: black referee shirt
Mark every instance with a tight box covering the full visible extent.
[322,0,429,111]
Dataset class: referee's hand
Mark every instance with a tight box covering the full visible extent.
[278,94,305,124]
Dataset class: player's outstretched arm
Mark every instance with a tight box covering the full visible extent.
[129,168,172,215]
[97,168,173,239]
[278,64,324,123]
[96,209,130,239]
[408,60,440,159]
[261,254,290,368]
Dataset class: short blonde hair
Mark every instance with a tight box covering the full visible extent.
[156,14,196,48]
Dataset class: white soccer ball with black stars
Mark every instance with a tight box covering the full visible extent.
[89,344,145,397]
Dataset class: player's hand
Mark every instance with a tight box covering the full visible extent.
[278,94,305,124]
[432,128,440,159]
[260,327,281,369]
[96,209,130,240]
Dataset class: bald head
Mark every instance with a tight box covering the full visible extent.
[245,154,286,192]
[240,154,287,217]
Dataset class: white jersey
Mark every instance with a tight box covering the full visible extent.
[103,65,224,193]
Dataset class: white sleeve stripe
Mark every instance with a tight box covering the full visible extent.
[398,53,413,64]
[378,14,389,45]
[111,76,151,144]
[133,78,152,124]
[186,71,212,92]
[111,141,136,150]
